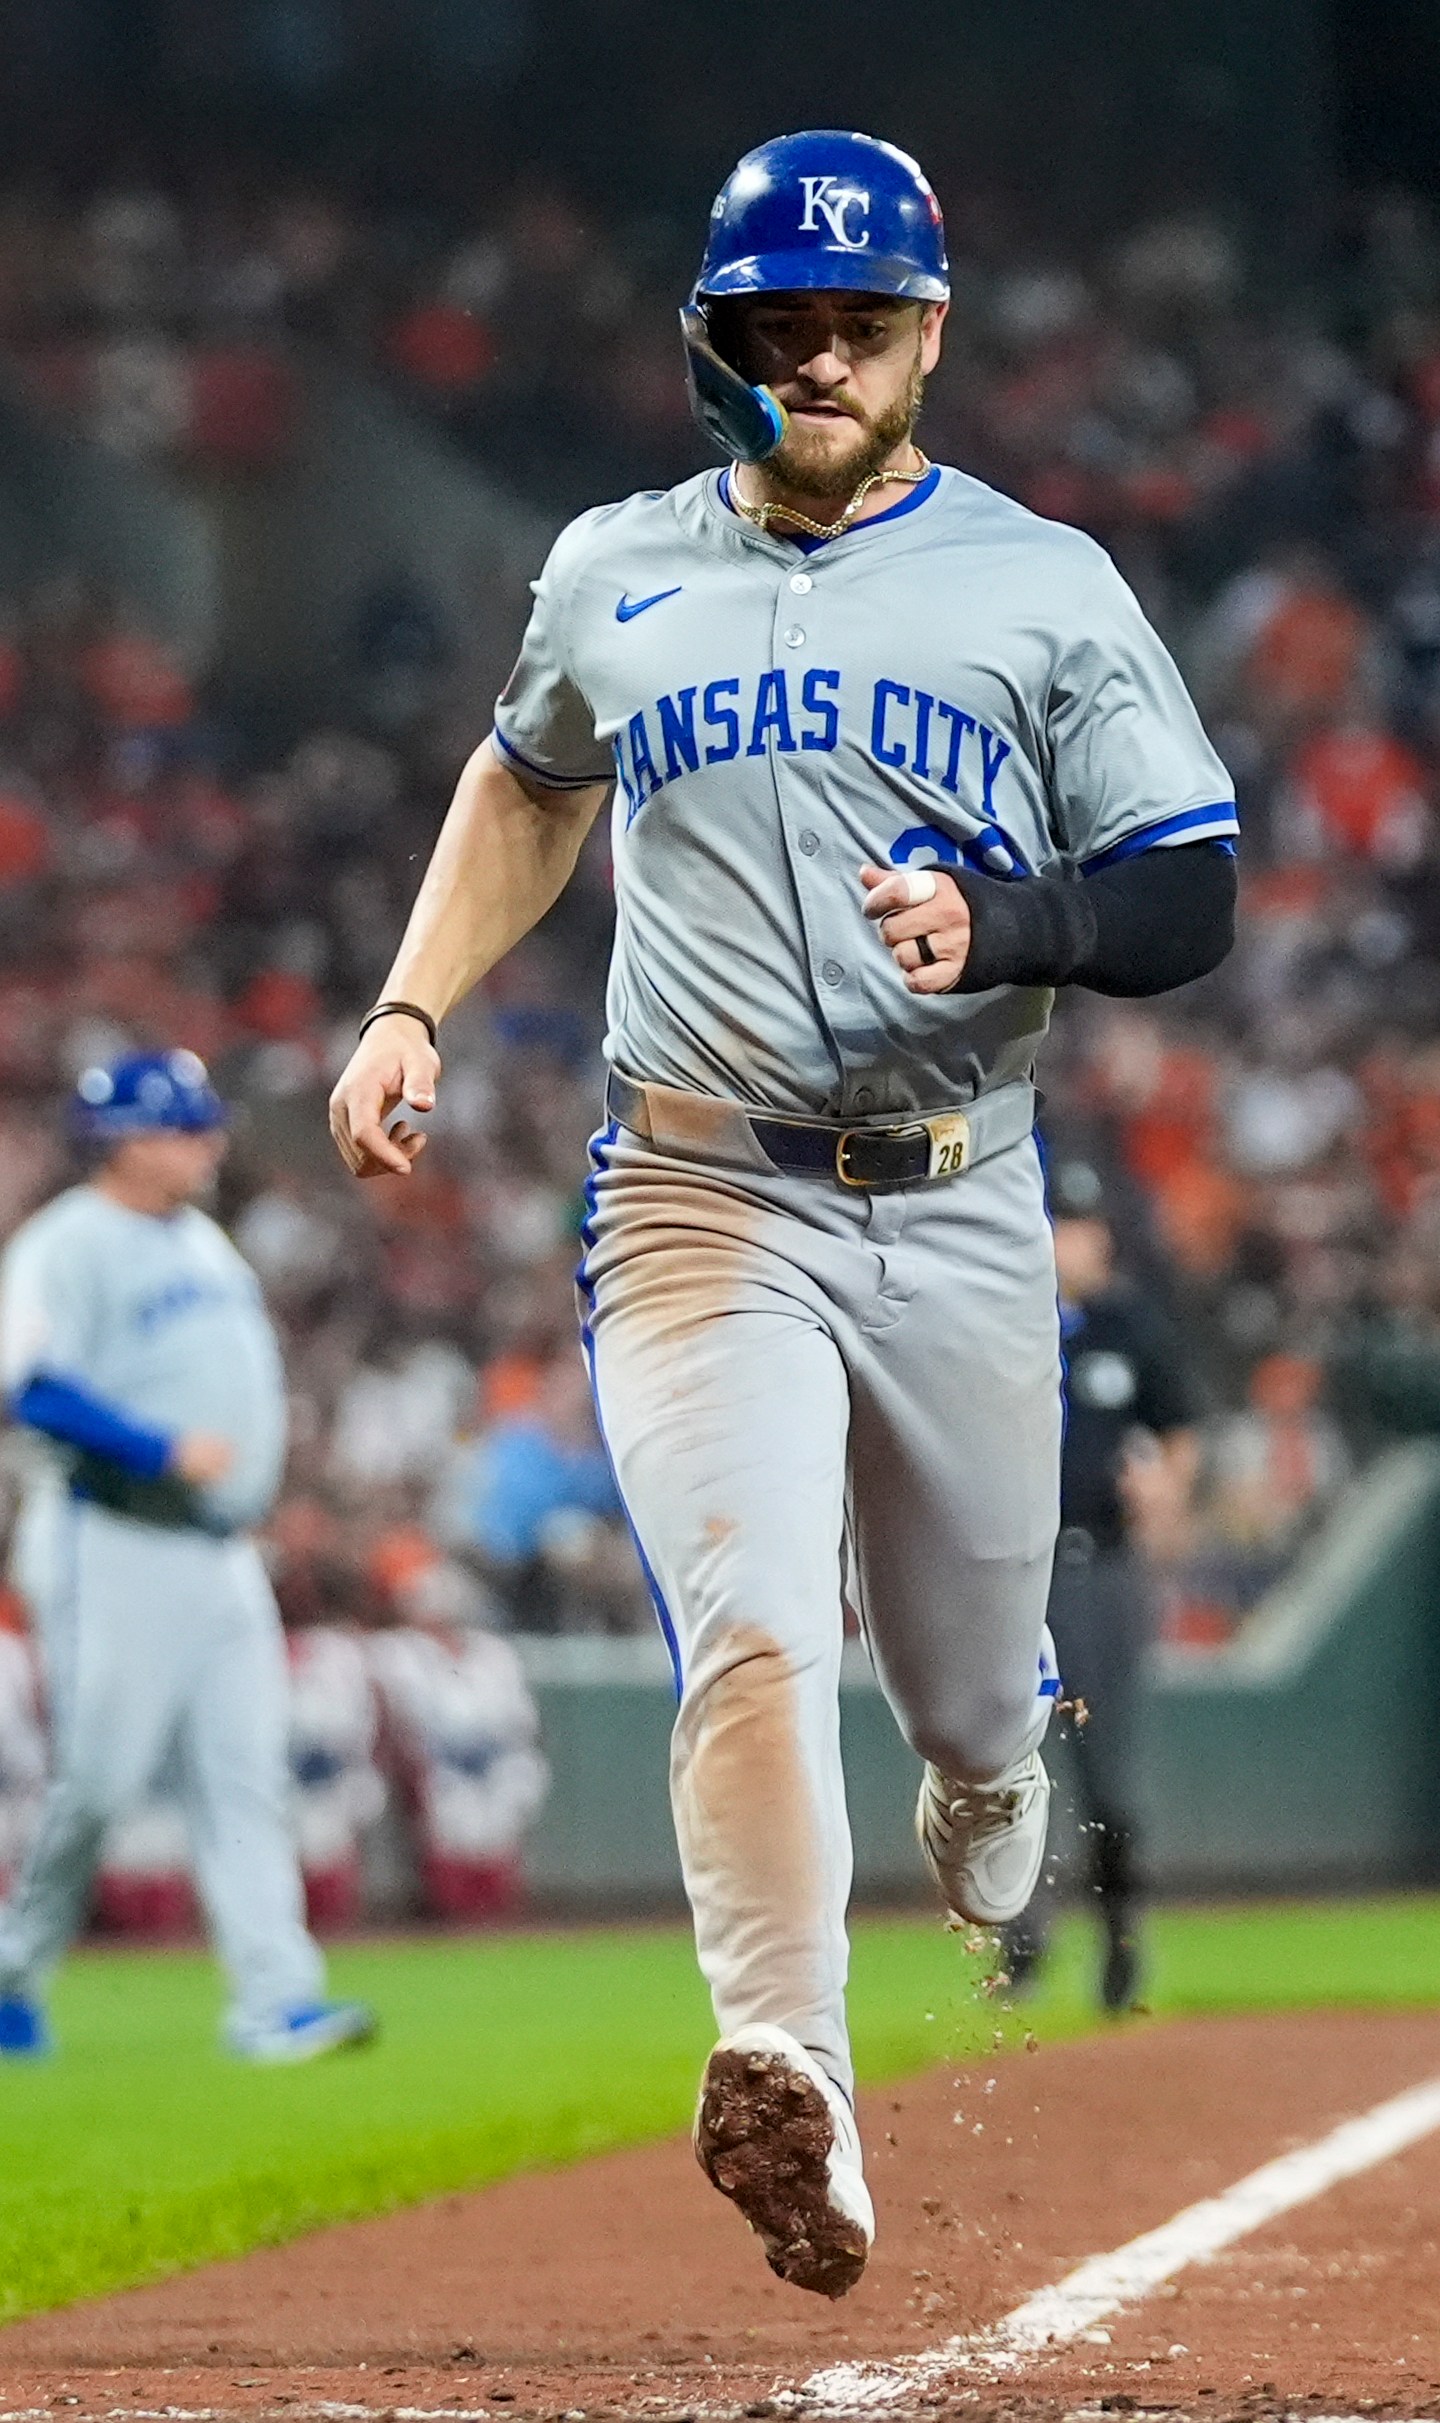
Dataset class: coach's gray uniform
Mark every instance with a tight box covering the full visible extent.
[496,462,1235,2095]
[0,1187,324,2033]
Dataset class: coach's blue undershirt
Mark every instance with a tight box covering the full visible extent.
[11,1372,174,1477]
[719,462,941,551]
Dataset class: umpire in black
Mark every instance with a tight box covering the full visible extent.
[1005,1157,1200,2012]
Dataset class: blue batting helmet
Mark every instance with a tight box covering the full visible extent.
[70,1050,228,1142]
[696,130,949,306]
[681,129,949,463]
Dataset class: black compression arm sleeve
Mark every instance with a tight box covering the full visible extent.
[948,839,1236,999]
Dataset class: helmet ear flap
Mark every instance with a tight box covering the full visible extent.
[680,302,788,464]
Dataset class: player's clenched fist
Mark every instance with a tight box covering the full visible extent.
[329,1014,442,1179]
[859,862,972,994]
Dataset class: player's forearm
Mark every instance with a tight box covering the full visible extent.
[950,840,1236,999]
[380,739,606,1023]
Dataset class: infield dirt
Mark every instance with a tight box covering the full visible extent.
[4,2010,1440,2421]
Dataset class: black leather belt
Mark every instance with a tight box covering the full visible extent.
[604,1070,1034,1190]
[750,1115,939,1187]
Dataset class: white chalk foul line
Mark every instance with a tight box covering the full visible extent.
[803,2070,1440,2410]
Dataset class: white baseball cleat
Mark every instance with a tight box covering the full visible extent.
[916,1747,1051,1927]
[227,1999,378,2064]
[694,2022,874,2298]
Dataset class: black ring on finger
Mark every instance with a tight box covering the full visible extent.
[915,933,937,967]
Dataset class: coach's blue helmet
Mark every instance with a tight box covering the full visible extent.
[681,129,949,464]
[70,1050,228,1142]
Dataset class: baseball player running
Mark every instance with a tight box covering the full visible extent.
[330,130,1236,2293]
[0,1051,374,2063]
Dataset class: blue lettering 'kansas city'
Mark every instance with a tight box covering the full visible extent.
[494,463,1241,1115]
[612,669,1010,828]
[870,680,1011,810]
[134,1276,238,1333]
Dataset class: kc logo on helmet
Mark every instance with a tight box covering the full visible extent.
[798,176,871,250]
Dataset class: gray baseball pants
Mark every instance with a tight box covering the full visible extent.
[581,1111,1062,2099]
[0,1496,323,2032]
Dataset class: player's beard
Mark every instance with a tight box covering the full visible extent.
[767,356,926,502]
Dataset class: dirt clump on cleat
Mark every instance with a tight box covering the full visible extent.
[695,2042,870,2298]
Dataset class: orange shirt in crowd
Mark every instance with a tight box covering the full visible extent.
[477,1350,546,1422]
[0,789,51,887]
[368,1525,442,1607]
[1362,1043,1440,1220]
[385,303,496,396]
[80,632,194,729]
[1288,725,1429,863]
[1247,589,1367,719]
[1151,1157,1251,1280]
[1118,1045,1219,1190]
[234,966,324,1042]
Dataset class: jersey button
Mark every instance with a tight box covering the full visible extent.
[789,572,813,594]
[783,626,806,648]
[799,830,820,857]
[821,959,844,986]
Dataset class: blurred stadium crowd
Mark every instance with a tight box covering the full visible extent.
[6,166,1440,1914]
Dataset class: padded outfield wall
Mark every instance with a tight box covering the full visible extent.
[516,1443,1440,1909]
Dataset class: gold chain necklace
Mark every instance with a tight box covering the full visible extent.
[730,451,931,542]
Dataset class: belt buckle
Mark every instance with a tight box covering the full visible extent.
[834,1121,931,1188]
[835,1127,869,1188]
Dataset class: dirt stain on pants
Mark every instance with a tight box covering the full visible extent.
[671,1618,841,2080]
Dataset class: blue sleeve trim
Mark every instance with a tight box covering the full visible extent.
[1081,804,1240,875]
[11,1374,174,1478]
[491,725,607,793]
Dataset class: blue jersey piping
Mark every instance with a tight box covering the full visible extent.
[576,1122,684,1695]
[492,724,605,792]
[719,462,942,551]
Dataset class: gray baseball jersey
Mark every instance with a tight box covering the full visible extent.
[0,1186,288,1533]
[496,460,1233,2100]
[494,462,1236,1117]
[0,1186,322,2034]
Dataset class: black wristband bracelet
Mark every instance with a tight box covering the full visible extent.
[358,1000,439,1049]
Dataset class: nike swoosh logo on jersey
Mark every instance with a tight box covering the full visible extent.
[616,586,682,622]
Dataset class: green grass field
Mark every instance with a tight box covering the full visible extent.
[1,1895,1438,2327]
